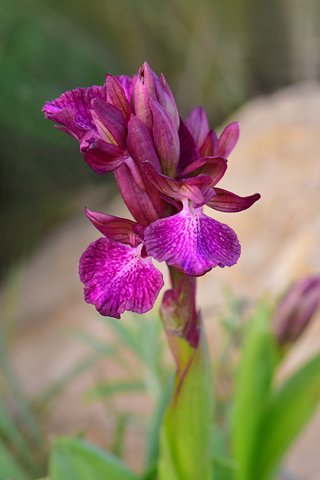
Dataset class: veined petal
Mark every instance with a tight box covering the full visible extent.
[79,238,164,319]
[179,156,227,186]
[185,106,209,149]
[114,163,160,225]
[85,209,139,245]
[207,188,261,212]
[131,79,153,129]
[143,161,214,207]
[91,99,127,148]
[218,122,239,158]
[150,99,180,178]
[127,115,161,172]
[159,73,180,129]
[85,141,128,174]
[199,130,219,157]
[141,63,179,127]
[106,74,132,121]
[115,74,138,102]
[42,86,107,141]
[177,119,200,176]
[145,201,240,276]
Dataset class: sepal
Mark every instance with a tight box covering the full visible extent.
[150,99,180,178]
[218,122,239,158]
[207,188,261,212]
[185,106,210,149]
[106,74,132,121]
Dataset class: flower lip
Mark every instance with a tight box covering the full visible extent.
[79,237,164,318]
[144,199,241,276]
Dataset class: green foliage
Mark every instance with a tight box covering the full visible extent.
[49,436,139,480]
[232,300,320,480]
[158,324,214,480]
[253,352,320,480]
[233,302,279,480]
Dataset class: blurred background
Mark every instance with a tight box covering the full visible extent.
[1,0,320,274]
[1,0,320,479]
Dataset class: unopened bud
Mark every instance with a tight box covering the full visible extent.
[272,276,320,346]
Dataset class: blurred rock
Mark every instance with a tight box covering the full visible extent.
[4,82,320,476]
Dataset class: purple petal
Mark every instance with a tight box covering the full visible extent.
[42,86,107,141]
[150,99,180,178]
[115,74,138,102]
[177,118,200,176]
[218,122,239,158]
[85,141,128,174]
[126,115,168,218]
[85,209,139,245]
[114,163,161,225]
[143,161,214,207]
[131,78,153,129]
[179,156,227,186]
[207,188,261,212]
[185,106,209,149]
[106,74,132,121]
[79,238,164,319]
[91,99,127,149]
[127,115,161,172]
[159,73,180,129]
[145,201,240,276]
[199,130,219,157]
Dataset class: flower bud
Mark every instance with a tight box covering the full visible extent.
[272,276,320,346]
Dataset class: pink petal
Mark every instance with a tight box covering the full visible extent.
[207,188,261,212]
[150,99,180,178]
[115,74,138,102]
[199,130,219,157]
[185,106,210,149]
[179,156,227,186]
[218,122,239,158]
[91,98,127,149]
[106,74,132,121]
[127,115,161,172]
[85,141,128,174]
[85,209,139,245]
[79,238,164,319]
[145,201,240,276]
[114,163,162,226]
[42,86,107,141]
[131,79,153,130]
[177,119,200,176]
[143,161,214,207]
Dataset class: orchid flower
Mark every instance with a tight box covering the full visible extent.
[43,62,260,332]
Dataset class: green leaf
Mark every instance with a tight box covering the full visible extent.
[233,302,279,480]
[0,397,40,473]
[85,380,146,401]
[144,372,174,469]
[158,322,213,480]
[49,436,139,480]
[254,352,320,480]
[0,440,29,480]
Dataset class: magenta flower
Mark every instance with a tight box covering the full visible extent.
[43,62,260,319]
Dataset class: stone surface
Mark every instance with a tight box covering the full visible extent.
[3,82,320,477]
